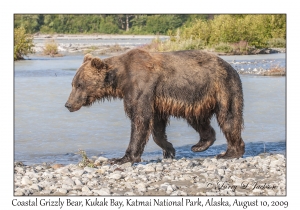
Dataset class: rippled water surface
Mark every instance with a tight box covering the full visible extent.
[14,52,286,165]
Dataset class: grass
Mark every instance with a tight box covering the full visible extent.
[77,150,96,168]
[84,45,98,54]
[140,36,205,52]
[98,44,124,55]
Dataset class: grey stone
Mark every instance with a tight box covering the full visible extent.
[166,185,174,193]
[82,186,90,192]
[124,191,136,196]
[42,172,53,179]
[136,183,147,192]
[74,179,83,186]
[72,170,85,176]
[58,188,68,194]
[84,167,97,173]
[160,183,170,190]
[62,177,75,186]
[156,165,164,171]
[61,184,73,190]
[56,167,70,174]
[21,177,33,185]
[207,164,217,171]
[30,184,42,191]
[40,190,51,195]
[15,167,25,174]
[186,162,196,168]
[73,185,82,190]
[120,162,132,169]
[109,173,122,180]
[96,188,110,195]
[14,191,24,196]
[144,166,156,172]
[35,166,43,171]
[162,176,172,181]
[179,191,188,196]
[94,157,108,165]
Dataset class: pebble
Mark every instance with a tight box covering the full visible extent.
[62,177,75,186]
[96,188,110,195]
[109,173,122,180]
[52,164,63,170]
[72,169,85,176]
[81,186,90,192]
[56,167,70,174]
[94,157,108,165]
[14,153,286,196]
[144,165,156,172]
[21,177,33,185]
[58,188,68,194]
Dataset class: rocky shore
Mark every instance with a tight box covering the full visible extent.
[14,153,286,196]
[229,60,286,76]
[32,34,167,56]
[32,34,286,56]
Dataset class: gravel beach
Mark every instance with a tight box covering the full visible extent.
[14,153,286,196]
[32,34,168,55]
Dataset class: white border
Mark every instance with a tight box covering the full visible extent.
[4,0,297,208]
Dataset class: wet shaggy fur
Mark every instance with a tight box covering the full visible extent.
[65,49,245,164]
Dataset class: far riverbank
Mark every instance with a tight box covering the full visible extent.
[32,34,285,57]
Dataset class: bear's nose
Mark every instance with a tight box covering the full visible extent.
[65,102,72,109]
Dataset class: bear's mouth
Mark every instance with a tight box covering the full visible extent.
[83,96,96,106]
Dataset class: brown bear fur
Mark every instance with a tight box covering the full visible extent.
[65,49,245,164]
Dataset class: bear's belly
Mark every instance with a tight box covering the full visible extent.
[154,95,216,118]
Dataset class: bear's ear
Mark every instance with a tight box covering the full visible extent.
[83,53,93,63]
[91,57,104,70]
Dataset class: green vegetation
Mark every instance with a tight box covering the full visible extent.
[14,14,286,54]
[84,45,98,54]
[214,43,234,53]
[43,39,59,56]
[267,38,286,48]
[179,14,286,50]
[14,14,190,35]
[14,27,35,60]
[141,32,205,52]
[142,14,286,52]
[77,150,95,168]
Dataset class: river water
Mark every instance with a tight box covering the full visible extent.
[14,48,286,165]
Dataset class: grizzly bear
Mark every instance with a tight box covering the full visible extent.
[65,49,245,164]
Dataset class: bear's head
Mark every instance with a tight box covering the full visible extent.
[65,54,115,112]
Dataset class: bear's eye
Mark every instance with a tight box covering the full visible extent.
[77,84,81,88]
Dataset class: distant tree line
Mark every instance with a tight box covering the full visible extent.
[14,14,209,35]
[14,14,286,60]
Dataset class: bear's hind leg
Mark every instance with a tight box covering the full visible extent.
[188,118,216,152]
[216,132,245,159]
[216,109,245,159]
[152,115,175,159]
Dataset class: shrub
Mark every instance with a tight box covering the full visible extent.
[214,43,233,53]
[77,150,95,168]
[14,27,35,60]
[43,39,59,56]
[267,38,286,48]
[180,14,286,49]
[84,45,98,54]
[140,35,205,52]
[232,41,249,53]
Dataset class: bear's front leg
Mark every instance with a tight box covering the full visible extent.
[110,115,152,165]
